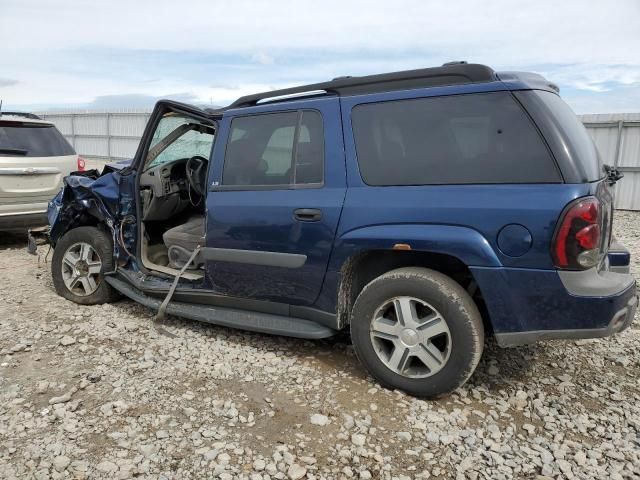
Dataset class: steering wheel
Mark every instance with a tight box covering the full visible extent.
[185,155,208,196]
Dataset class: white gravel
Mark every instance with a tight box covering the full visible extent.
[1,211,639,479]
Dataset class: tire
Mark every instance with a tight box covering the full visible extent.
[51,226,119,305]
[350,267,484,398]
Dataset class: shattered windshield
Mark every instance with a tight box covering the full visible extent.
[144,114,214,170]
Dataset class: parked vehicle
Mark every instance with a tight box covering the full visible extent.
[0,112,83,231]
[42,63,637,397]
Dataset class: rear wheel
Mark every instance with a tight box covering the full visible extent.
[350,267,484,398]
[52,226,119,305]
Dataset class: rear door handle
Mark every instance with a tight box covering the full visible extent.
[294,208,322,222]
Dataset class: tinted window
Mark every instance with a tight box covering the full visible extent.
[0,123,75,157]
[351,92,560,185]
[529,90,603,181]
[222,110,323,186]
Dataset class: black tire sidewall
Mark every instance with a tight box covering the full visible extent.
[51,226,116,305]
[350,268,484,398]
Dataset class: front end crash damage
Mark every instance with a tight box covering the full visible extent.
[47,163,137,269]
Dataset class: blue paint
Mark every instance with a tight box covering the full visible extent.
[470,266,636,333]
[497,224,533,257]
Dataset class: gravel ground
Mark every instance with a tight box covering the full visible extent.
[1,212,639,480]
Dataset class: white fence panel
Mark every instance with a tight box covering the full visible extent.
[39,110,152,166]
[580,113,640,210]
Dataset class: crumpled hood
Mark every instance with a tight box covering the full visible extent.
[47,165,136,248]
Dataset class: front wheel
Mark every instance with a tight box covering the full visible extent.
[350,267,484,398]
[51,226,119,305]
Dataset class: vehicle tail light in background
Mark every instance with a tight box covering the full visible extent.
[77,156,86,171]
[552,196,602,270]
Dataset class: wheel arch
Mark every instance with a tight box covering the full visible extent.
[330,224,500,331]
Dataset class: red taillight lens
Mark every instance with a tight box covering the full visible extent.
[552,197,601,269]
[575,224,600,249]
[77,156,86,171]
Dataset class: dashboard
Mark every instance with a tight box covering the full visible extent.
[139,158,190,199]
[139,158,194,221]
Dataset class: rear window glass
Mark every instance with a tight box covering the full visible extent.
[351,92,561,185]
[0,123,75,157]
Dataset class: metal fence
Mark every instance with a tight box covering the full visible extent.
[580,113,640,210]
[38,110,152,167]
[38,110,640,209]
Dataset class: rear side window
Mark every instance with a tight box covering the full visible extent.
[222,110,324,187]
[0,123,75,157]
[351,92,561,185]
[525,90,603,182]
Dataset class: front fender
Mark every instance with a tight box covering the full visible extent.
[328,224,502,271]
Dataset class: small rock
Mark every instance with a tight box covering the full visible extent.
[49,388,76,405]
[397,431,412,441]
[351,434,366,447]
[96,461,118,473]
[53,455,71,472]
[310,413,330,426]
[287,463,307,480]
[59,336,76,346]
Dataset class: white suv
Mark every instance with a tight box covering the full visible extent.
[0,112,82,231]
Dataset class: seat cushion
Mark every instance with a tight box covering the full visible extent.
[162,215,205,252]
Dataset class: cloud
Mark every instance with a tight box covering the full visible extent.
[562,84,640,114]
[251,53,275,66]
[88,93,199,109]
[0,78,19,88]
[1,0,639,112]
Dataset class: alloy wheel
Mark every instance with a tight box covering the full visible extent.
[369,296,451,378]
[61,242,102,297]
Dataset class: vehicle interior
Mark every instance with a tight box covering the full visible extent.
[138,112,215,279]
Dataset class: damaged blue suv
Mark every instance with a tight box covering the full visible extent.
[44,62,637,398]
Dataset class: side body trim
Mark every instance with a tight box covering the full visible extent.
[199,247,307,268]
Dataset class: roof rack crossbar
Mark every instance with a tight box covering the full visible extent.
[227,63,496,109]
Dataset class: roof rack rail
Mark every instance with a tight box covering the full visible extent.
[0,111,42,120]
[227,63,496,109]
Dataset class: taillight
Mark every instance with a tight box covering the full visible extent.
[552,196,602,269]
[77,156,86,172]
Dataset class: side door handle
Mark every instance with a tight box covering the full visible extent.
[294,208,322,222]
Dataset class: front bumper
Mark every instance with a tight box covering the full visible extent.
[471,248,637,347]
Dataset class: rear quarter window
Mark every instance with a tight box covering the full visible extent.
[516,90,603,182]
[351,92,561,185]
[0,123,75,157]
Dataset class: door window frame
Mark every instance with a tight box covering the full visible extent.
[132,103,218,174]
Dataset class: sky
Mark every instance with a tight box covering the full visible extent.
[1,0,639,114]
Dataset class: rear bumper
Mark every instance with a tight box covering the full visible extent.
[471,253,637,347]
[494,292,637,346]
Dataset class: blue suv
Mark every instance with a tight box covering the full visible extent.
[44,62,637,397]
